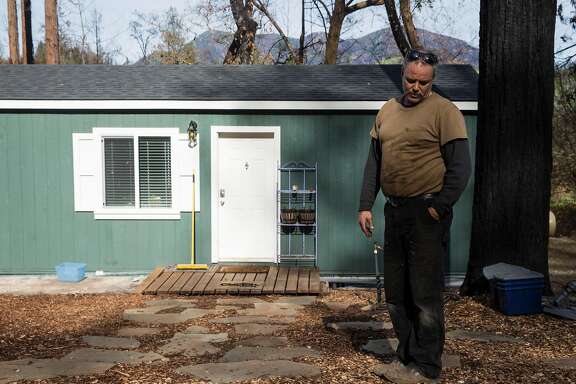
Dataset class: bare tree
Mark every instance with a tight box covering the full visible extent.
[21,0,33,63]
[91,9,102,62]
[310,0,388,64]
[68,0,88,64]
[252,0,299,62]
[45,0,60,64]
[7,0,20,64]
[152,7,196,64]
[129,11,159,64]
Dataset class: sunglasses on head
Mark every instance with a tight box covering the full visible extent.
[405,49,438,65]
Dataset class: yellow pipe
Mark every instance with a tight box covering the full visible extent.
[176,170,208,270]
[191,171,195,264]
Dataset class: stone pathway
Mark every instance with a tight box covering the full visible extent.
[220,346,321,362]
[234,323,289,335]
[0,296,319,383]
[82,335,140,349]
[3,295,536,384]
[123,306,222,324]
[175,360,321,383]
[238,336,289,347]
[210,315,297,324]
[327,320,394,331]
[117,327,161,337]
[157,332,229,357]
[544,358,576,370]
[238,302,302,317]
[446,329,523,343]
[362,338,462,369]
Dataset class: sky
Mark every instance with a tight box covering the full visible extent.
[0,0,574,64]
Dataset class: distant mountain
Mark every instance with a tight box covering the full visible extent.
[150,28,478,67]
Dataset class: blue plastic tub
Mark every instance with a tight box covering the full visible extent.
[490,278,544,315]
[55,262,86,282]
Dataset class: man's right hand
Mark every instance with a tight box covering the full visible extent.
[358,210,373,238]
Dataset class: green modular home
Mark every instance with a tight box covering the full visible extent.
[0,64,478,282]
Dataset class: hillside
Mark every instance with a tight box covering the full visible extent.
[147,28,478,67]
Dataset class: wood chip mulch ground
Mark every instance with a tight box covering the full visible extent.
[0,287,574,384]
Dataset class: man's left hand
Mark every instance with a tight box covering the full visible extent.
[427,207,440,221]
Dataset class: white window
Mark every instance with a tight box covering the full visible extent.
[73,127,200,220]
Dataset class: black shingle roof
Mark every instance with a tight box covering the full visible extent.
[0,64,478,101]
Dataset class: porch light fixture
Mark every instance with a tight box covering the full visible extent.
[187,120,198,148]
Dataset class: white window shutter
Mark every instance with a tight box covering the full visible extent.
[72,133,98,211]
[177,133,200,212]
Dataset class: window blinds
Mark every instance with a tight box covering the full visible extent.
[103,137,135,207]
[138,136,172,208]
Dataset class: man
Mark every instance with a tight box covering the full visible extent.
[358,49,471,383]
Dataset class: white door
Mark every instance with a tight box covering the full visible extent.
[216,132,277,262]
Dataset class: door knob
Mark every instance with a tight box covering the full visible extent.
[219,189,225,198]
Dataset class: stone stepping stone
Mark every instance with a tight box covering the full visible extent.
[216,297,267,306]
[124,304,180,315]
[157,333,228,357]
[144,299,196,307]
[215,305,241,311]
[362,338,461,369]
[442,354,462,369]
[220,346,320,362]
[82,336,140,349]
[446,329,522,343]
[175,360,321,383]
[183,325,211,334]
[117,327,161,337]
[371,354,461,379]
[0,358,114,384]
[273,296,317,305]
[239,336,289,347]
[62,348,164,365]
[362,338,398,355]
[544,358,576,370]
[327,321,393,331]
[234,324,289,336]
[238,303,302,317]
[123,308,217,324]
[324,302,351,311]
[210,316,297,325]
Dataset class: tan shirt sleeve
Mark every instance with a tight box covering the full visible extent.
[438,102,468,146]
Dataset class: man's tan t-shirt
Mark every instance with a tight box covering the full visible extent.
[370,92,467,197]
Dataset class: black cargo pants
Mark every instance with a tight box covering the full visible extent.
[383,197,451,379]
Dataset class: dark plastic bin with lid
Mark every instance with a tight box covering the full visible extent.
[483,263,544,315]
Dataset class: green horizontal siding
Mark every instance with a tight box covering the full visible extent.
[0,111,476,276]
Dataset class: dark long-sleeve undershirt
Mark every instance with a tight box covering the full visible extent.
[358,138,472,217]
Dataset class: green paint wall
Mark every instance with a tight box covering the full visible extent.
[0,111,476,276]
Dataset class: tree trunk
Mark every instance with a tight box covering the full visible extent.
[384,0,410,56]
[45,0,60,64]
[460,0,556,296]
[399,0,421,50]
[324,0,346,64]
[7,0,20,64]
[21,0,33,64]
[224,0,258,64]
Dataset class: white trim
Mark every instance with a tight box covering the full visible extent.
[92,127,180,220]
[94,212,181,220]
[210,125,281,264]
[0,100,478,111]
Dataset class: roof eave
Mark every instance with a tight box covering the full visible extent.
[0,99,478,111]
